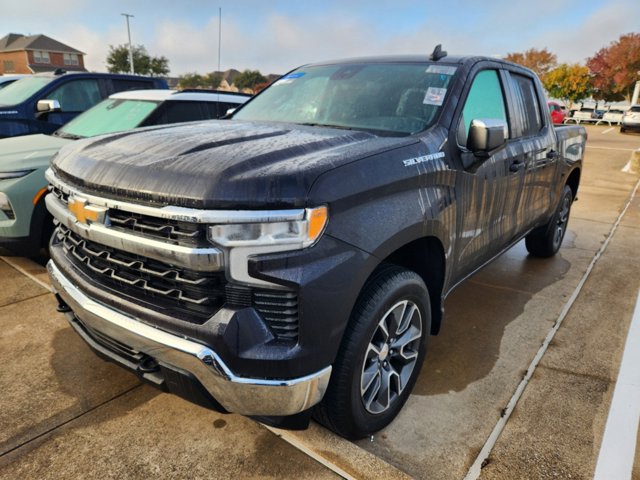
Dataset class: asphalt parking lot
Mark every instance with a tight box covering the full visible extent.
[0,125,638,479]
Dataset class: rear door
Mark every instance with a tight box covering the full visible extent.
[502,70,557,233]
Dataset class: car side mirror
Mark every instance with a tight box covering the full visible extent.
[225,108,236,116]
[467,118,507,156]
[36,99,61,113]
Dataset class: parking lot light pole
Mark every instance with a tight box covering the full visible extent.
[121,13,135,75]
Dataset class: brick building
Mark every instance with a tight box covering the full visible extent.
[0,33,86,75]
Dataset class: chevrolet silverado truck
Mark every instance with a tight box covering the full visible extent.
[45,50,586,439]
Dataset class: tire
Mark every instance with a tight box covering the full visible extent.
[313,265,431,439]
[525,185,573,257]
[620,126,626,133]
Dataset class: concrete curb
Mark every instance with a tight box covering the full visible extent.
[266,423,413,480]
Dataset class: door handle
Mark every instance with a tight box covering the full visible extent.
[509,159,525,172]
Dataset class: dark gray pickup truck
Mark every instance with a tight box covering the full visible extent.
[45,50,586,439]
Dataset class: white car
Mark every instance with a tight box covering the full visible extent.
[0,74,28,90]
[620,105,640,133]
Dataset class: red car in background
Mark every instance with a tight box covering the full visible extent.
[548,101,566,124]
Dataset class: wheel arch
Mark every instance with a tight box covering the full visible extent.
[566,167,581,200]
[381,236,446,335]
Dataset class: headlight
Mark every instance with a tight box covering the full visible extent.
[208,206,328,249]
[0,169,34,180]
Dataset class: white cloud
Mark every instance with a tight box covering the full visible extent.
[532,0,640,63]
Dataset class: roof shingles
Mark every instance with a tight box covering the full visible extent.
[0,33,84,54]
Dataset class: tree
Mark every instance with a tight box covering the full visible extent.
[543,64,593,108]
[234,70,267,92]
[505,48,557,81]
[587,33,640,102]
[106,44,170,76]
[177,72,222,89]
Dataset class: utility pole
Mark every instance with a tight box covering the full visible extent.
[121,13,135,74]
[217,7,222,73]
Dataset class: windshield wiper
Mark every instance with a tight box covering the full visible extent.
[295,122,356,131]
[52,130,84,140]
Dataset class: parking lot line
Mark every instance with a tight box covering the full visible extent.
[601,127,615,134]
[0,256,53,293]
[463,177,640,480]
[593,290,640,480]
[587,146,638,152]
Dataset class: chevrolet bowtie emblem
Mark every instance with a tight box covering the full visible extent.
[68,196,108,225]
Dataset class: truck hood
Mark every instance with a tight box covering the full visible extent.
[0,134,71,171]
[51,120,418,209]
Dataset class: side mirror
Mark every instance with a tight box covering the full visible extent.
[36,99,61,113]
[225,108,236,116]
[467,118,507,156]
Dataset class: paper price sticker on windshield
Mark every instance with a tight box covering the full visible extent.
[423,87,447,106]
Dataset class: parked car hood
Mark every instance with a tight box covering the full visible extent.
[51,120,418,209]
[0,134,71,172]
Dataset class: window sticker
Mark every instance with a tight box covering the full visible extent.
[274,72,306,85]
[423,87,447,106]
[426,65,457,76]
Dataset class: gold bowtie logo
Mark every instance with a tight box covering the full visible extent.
[68,196,107,225]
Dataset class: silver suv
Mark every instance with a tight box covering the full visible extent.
[620,105,640,133]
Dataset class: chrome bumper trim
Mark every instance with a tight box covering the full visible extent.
[48,260,331,416]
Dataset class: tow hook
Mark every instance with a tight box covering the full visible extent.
[138,355,160,373]
[55,293,71,313]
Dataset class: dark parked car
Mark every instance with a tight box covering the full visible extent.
[0,71,168,138]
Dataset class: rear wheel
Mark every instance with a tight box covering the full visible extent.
[314,266,430,439]
[620,126,626,133]
[525,185,573,257]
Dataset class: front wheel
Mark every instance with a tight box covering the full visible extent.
[313,266,431,439]
[525,185,573,257]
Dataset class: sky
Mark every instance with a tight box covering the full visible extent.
[2,0,639,76]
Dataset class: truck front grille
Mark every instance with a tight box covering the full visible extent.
[57,225,225,322]
[51,186,206,248]
[56,225,299,341]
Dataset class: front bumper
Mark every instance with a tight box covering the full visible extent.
[48,259,332,416]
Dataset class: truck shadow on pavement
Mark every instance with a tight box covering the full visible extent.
[50,326,158,421]
[413,246,571,396]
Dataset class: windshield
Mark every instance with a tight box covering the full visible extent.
[0,76,54,106]
[233,62,457,135]
[57,98,160,138]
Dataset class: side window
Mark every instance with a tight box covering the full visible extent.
[151,101,210,125]
[457,70,507,146]
[47,79,102,112]
[509,73,542,137]
[112,79,153,92]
